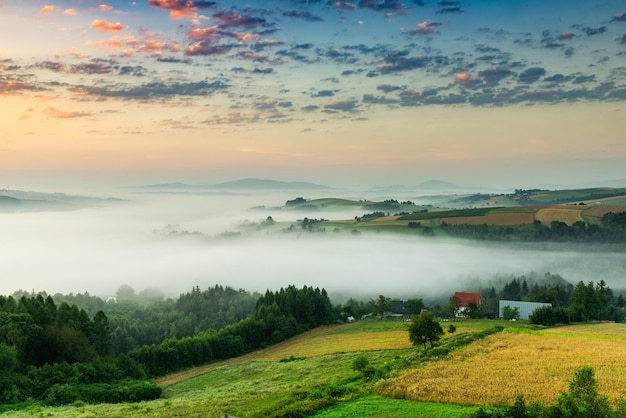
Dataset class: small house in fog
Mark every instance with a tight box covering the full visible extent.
[498,300,552,320]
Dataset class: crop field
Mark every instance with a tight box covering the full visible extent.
[436,212,535,225]
[542,322,626,338]
[316,201,626,236]
[583,204,626,219]
[535,207,584,225]
[380,323,626,407]
[528,188,626,204]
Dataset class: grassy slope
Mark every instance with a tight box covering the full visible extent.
[1,320,494,418]
[4,321,625,417]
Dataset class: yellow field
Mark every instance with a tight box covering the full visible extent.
[535,207,584,225]
[380,326,626,407]
[543,322,626,337]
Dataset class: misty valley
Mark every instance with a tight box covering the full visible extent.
[1,183,626,416]
[4,0,626,415]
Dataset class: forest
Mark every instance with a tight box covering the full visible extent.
[1,275,624,408]
[0,285,333,406]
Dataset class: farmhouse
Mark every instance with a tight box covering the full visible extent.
[391,300,407,315]
[454,291,480,317]
[386,300,410,320]
[498,300,552,320]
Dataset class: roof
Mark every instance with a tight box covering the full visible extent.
[391,300,406,314]
[454,292,481,307]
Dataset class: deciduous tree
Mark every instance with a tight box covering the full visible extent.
[408,312,443,349]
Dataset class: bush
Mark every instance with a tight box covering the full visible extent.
[43,381,162,406]
[351,355,375,379]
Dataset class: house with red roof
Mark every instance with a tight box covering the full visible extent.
[453,291,481,317]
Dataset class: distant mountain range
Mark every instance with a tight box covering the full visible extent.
[135,178,335,191]
[0,189,124,212]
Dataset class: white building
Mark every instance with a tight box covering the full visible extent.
[498,300,552,320]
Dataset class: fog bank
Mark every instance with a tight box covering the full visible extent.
[1,192,624,300]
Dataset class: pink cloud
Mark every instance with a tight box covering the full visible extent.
[189,26,220,40]
[149,0,197,19]
[91,19,125,32]
[39,5,54,14]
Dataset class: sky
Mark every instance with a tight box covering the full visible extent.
[1,0,626,190]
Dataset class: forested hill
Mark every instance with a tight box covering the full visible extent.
[0,285,334,406]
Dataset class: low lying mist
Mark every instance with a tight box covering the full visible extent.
[1,191,625,301]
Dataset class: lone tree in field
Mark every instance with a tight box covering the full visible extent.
[408,312,444,349]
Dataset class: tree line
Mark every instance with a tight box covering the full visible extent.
[476,274,625,324]
[439,211,626,243]
[46,284,260,355]
[0,294,160,405]
[128,285,333,377]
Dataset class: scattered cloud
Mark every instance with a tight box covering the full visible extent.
[378,52,429,74]
[70,79,230,100]
[324,99,358,112]
[410,21,441,35]
[518,67,546,84]
[148,0,216,19]
[282,10,324,22]
[44,107,92,119]
[612,12,626,22]
[91,20,126,32]
[357,0,408,13]
[212,9,269,29]
[185,42,232,56]
[39,5,54,14]
[4,0,626,125]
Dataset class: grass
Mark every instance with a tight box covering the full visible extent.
[312,395,478,417]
